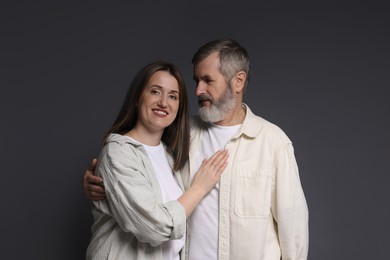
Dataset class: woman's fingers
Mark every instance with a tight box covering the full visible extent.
[203,149,229,174]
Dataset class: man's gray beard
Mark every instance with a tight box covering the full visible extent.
[198,85,236,123]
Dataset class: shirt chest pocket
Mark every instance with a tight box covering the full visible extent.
[234,170,272,219]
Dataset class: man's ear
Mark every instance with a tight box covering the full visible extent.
[233,71,247,93]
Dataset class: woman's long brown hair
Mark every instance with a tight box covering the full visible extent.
[102,61,190,171]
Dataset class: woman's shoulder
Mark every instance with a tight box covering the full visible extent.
[105,133,139,145]
[100,133,143,163]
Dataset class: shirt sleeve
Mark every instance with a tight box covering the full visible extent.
[272,141,309,260]
[95,141,186,247]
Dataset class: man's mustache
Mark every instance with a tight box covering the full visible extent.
[198,94,213,104]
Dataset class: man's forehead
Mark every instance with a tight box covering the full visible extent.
[194,58,220,78]
[197,52,219,67]
[193,69,215,80]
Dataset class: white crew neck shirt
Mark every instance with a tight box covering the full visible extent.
[130,137,185,260]
[189,123,241,260]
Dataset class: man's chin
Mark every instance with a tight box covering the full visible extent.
[198,107,224,123]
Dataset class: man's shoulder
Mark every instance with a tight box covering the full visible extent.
[244,108,291,143]
[248,112,280,131]
[243,106,274,130]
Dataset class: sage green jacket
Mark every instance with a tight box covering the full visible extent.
[86,133,186,260]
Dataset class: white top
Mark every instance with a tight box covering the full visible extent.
[189,123,241,260]
[143,142,185,260]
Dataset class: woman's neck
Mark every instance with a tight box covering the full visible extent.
[125,127,162,146]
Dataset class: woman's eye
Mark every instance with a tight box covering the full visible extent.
[151,89,160,95]
[169,95,178,100]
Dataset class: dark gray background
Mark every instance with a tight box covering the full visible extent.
[1,1,389,259]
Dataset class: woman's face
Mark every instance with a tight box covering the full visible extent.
[136,70,180,133]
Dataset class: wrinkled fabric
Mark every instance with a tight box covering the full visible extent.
[183,105,309,260]
[86,134,186,260]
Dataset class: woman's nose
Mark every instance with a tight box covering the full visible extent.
[158,96,168,107]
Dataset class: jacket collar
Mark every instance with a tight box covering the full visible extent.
[232,104,262,139]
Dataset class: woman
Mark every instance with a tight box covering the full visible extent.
[86,61,228,260]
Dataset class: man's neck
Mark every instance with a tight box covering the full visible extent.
[214,104,246,126]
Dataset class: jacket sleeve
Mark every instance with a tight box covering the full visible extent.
[271,140,309,260]
[95,141,186,247]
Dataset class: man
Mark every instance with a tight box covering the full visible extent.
[84,39,309,259]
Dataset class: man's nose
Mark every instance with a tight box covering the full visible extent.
[195,83,206,97]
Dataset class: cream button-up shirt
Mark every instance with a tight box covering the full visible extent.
[183,105,309,260]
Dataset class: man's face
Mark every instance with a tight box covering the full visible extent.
[193,52,236,123]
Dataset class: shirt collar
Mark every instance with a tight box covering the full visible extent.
[232,104,263,139]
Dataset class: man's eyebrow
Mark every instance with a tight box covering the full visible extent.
[193,75,212,81]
